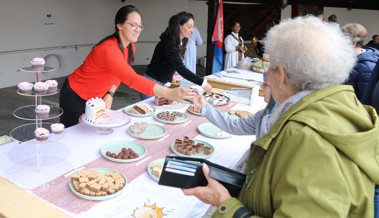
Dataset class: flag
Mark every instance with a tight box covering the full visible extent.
[211,0,224,74]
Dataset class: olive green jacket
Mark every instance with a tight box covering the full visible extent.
[214,85,379,218]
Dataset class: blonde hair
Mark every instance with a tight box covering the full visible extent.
[263,16,357,91]
[341,23,368,48]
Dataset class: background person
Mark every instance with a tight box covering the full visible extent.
[341,23,379,102]
[245,36,264,59]
[224,21,247,69]
[183,26,203,74]
[183,16,379,218]
[59,5,194,127]
[327,14,340,30]
[141,12,212,100]
[365,34,379,50]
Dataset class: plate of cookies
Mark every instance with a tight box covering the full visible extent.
[147,158,165,182]
[69,168,127,201]
[101,141,147,163]
[124,103,156,117]
[228,110,253,118]
[154,111,188,124]
[127,122,167,140]
[203,92,230,106]
[170,136,214,159]
[198,123,232,139]
[187,105,202,116]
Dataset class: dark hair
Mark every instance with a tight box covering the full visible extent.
[160,11,194,58]
[313,10,323,17]
[96,5,141,64]
[373,35,379,40]
[328,14,337,22]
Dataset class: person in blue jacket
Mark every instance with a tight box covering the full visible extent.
[341,23,379,102]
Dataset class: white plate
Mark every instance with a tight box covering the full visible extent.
[198,123,232,139]
[147,158,165,182]
[80,110,131,128]
[152,102,187,110]
[123,104,155,117]
[100,141,147,163]
[170,139,214,159]
[154,111,188,124]
[127,123,167,140]
[187,105,202,116]
[202,92,230,106]
[68,168,126,201]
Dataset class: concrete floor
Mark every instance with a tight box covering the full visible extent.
[0,65,206,138]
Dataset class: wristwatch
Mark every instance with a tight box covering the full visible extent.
[106,91,115,97]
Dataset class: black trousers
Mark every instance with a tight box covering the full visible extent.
[59,78,86,128]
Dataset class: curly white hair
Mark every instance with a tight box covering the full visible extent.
[264,16,357,90]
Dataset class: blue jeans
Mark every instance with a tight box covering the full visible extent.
[140,74,165,100]
[375,184,379,218]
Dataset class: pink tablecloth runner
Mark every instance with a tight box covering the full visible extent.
[32,102,237,214]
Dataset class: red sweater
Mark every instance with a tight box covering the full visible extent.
[68,37,155,100]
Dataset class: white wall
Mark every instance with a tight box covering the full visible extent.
[0,0,378,89]
[0,0,122,88]
[0,0,208,88]
[281,5,379,40]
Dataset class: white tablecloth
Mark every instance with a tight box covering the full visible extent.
[0,97,264,218]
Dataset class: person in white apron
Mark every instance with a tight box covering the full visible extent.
[224,21,247,69]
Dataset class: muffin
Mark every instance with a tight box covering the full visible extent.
[45,80,58,93]
[31,57,45,71]
[35,105,50,119]
[51,123,65,134]
[17,81,33,94]
[33,82,49,95]
[34,128,49,141]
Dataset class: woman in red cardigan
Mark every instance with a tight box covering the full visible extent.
[59,5,194,127]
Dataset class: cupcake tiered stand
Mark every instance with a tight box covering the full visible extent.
[10,65,63,142]
[7,65,73,190]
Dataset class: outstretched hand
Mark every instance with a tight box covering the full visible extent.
[182,164,231,206]
[192,93,207,110]
[169,87,197,104]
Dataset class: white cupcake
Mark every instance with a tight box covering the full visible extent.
[33,82,49,95]
[17,81,33,94]
[51,123,65,134]
[31,57,45,71]
[34,128,49,141]
[45,80,58,93]
[35,105,50,119]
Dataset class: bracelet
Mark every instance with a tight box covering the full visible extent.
[106,91,115,97]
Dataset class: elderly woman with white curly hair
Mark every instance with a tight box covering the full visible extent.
[184,16,379,218]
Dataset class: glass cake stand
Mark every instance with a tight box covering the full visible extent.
[80,110,131,135]
[4,140,73,190]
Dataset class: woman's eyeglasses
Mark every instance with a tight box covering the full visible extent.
[125,22,144,31]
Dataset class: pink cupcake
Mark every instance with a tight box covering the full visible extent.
[31,57,45,71]
[33,82,49,95]
[45,80,58,93]
[17,82,33,94]
[34,128,49,141]
[51,123,65,134]
[35,105,50,118]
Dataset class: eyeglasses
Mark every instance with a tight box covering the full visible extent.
[125,22,144,31]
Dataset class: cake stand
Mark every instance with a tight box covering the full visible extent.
[5,140,74,190]
[80,110,131,135]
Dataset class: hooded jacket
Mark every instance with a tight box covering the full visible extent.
[344,47,379,102]
[214,85,379,218]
